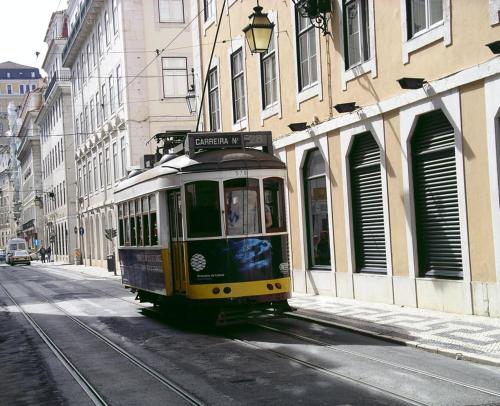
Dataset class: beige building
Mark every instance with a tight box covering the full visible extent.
[198,0,500,317]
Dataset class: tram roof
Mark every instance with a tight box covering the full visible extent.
[115,148,285,196]
[164,148,286,172]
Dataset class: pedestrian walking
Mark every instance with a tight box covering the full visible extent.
[40,247,46,263]
[46,246,52,263]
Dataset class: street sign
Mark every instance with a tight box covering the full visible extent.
[79,227,84,235]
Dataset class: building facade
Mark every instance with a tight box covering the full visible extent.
[0,62,42,245]
[63,0,196,268]
[16,90,45,250]
[37,11,78,263]
[198,0,500,317]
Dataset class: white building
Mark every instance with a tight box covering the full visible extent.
[17,90,44,251]
[37,10,78,262]
[62,0,196,268]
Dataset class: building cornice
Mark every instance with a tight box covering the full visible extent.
[274,56,500,150]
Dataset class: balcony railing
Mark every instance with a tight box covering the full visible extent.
[44,70,72,100]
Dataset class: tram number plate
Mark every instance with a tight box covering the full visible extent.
[235,169,248,177]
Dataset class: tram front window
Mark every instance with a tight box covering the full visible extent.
[224,178,261,236]
[186,181,221,238]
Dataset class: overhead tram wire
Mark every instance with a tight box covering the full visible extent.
[115,6,206,110]
[195,0,227,131]
[39,5,207,114]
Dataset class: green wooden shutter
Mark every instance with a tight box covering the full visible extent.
[350,132,387,273]
[411,110,463,279]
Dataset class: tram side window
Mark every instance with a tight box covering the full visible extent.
[142,196,150,245]
[124,203,130,246]
[150,195,158,245]
[224,178,261,236]
[185,181,221,238]
[136,199,143,246]
[129,201,136,246]
[263,177,286,233]
[118,204,124,246]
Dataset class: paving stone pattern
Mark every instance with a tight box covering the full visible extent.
[289,295,500,362]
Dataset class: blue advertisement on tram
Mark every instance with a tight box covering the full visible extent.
[187,235,289,284]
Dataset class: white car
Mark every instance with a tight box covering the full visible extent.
[8,250,31,266]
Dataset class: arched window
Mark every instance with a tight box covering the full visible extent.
[304,149,330,268]
[349,132,386,273]
[411,109,462,279]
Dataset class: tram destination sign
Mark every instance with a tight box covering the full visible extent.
[187,131,273,157]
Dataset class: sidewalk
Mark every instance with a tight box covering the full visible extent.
[289,294,500,366]
[33,261,500,366]
[32,260,121,281]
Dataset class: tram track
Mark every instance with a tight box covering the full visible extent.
[230,334,428,406]
[0,281,108,406]
[0,273,204,406]
[13,264,146,309]
[6,265,500,405]
[249,319,500,401]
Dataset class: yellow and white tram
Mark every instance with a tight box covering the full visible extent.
[114,131,291,323]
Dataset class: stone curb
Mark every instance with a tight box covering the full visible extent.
[288,310,500,368]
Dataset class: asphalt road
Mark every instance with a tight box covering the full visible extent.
[1,262,500,406]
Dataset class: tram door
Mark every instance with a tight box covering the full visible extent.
[168,190,187,294]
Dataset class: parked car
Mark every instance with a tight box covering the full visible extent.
[9,250,31,266]
[0,249,6,262]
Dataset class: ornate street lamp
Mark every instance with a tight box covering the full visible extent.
[292,0,332,35]
[243,1,275,54]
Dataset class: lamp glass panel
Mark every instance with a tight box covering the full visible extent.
[254,26,273,52]
[245,28,256,52]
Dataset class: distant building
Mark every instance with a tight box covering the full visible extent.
[16,90,44,251]
[0,61,42,136]
[0,62,42,246]
[62,0,196,268]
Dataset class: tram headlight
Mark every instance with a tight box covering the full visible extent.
[223,287,231,294]
[275,283,282,290]
[212,287,220,294]
[267,283,274,290]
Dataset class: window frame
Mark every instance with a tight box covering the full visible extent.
[120,137,127,179]
[230,47,247,127]
[260,29,278,111]
[400,0,450,64]
[291,4,322,108]
[112,0,119,34]
[208,66,221,131]
[204,0,215,24]
[108,73,115,114]
[161,57,188,98]
[295,11,318,92]
[158,0,185,23]
[104,9,111,45]
[116,65,123,106]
